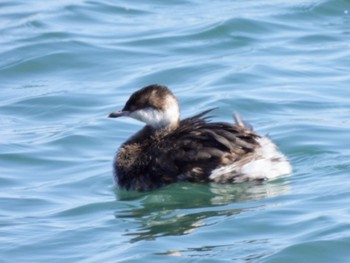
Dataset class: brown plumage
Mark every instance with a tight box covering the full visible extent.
[109,84,292,191]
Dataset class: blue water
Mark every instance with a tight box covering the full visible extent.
[1,0,350,262]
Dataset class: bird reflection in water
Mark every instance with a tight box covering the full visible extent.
[114,180,290,243]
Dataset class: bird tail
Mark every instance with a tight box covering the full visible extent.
[233,112,254,131]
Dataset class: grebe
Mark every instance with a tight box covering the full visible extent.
[109,84,292,191]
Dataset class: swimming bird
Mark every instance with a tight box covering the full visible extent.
[109,84,292,191]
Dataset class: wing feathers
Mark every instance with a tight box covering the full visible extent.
[140,109,261,185]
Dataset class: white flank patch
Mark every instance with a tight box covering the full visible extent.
[209,136,292,182]
[241,137,292,180]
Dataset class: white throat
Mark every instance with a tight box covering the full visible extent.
[129,96,179,129]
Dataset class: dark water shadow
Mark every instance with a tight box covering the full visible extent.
[114,180,290,243]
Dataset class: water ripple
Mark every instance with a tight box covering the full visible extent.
[1,0,350,262]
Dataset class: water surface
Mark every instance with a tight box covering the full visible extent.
[1,0,350,262]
